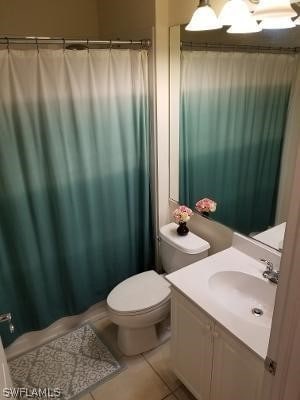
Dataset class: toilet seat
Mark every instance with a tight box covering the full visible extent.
[107,270,171,316]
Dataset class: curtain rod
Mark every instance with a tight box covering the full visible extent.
[0,37,151,49]
[181,41,300,54]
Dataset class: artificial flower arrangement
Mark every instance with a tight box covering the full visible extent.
[173,205,193,236]
[195,198,217,217]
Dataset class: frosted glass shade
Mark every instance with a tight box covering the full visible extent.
[260,17,296,29]
[186,5,222,31]
[219,0,251,26]
[228,14,262,33]
[253,0,297,19]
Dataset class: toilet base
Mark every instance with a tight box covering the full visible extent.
[117,317,171,356]
[118,325,159,356]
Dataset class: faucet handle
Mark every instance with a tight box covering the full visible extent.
[260,258,274,271]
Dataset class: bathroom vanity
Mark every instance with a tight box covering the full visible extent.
[166,234,280,400]
[171,288,264,400]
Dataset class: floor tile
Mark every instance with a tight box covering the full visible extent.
[163,395,177,400]
[143,341,181,391]
[78,394,94,400]
[91,354,171,400]
[173,384,197,400]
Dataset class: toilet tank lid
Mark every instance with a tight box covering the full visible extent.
[159,223,210,255]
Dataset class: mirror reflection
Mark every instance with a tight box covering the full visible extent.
[170,25,300,251]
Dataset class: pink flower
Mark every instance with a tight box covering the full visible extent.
[195,198,217,213]
[173,205,193,223]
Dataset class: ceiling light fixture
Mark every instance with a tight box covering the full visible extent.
[227,15,262,33]
[219,0,261,33]
[219,0,253,26]
[260,16,296,29]
[185,0,222,31]
[253,0,297,19]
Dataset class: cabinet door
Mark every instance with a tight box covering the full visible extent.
[171,289,213,400]
[210,325,264,400]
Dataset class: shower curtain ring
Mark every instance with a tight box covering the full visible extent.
[6,37,10,53]
[63,38,66,53]
[109,40,112,50]
[87,39,90,53]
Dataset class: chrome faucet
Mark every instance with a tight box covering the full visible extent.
[260,259,280,285]
[0,312,15,333]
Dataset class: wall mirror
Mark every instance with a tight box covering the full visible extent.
[169,23,300,252]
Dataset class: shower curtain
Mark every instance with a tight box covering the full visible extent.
[180,51,295,234]
[0,49,152,346]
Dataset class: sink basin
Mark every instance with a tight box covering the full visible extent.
[209,271,276,325]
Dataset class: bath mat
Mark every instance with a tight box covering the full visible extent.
[8,324,123,399]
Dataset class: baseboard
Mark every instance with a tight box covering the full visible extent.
[5,301,108,360]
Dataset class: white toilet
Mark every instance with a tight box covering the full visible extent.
[107,222,210,355]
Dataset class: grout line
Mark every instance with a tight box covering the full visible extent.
[141,350,178,395]
[161,394,176,400]
[89,391,96,400]
[142,352,173,394]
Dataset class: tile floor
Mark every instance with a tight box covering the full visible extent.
[81,317,197,400]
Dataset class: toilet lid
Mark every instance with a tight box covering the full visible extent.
[107,270,171,314]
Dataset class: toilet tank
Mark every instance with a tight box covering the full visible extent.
[159,223,210,274]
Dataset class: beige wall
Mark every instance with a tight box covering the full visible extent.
[0,0,100,38]
[155,0,170,230]
[98,0,155,39]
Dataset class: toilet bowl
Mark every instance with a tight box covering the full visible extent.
[107,222,210,356]
[107,270,170,355]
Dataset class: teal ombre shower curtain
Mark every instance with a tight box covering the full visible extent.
[0,49,152,346]
[180,51,295,234]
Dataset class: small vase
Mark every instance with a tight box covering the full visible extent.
[201,211,210,218]
[177,222,189,236]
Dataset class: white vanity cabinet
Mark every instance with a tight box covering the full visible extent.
[171,288,264,400]
[171,288,213,400]
[210,325,264,400]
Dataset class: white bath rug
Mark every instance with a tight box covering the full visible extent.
[8,324,123,399]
